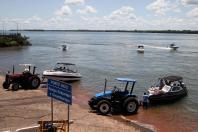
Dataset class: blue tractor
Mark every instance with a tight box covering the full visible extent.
[88,78,139,115]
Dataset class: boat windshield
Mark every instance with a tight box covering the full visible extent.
[138,46,144,48]
[154,78,167,89]
[53,63,77,73]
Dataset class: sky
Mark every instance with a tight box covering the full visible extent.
[0,0,198,30]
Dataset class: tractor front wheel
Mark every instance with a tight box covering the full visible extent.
[97,100,111,115]
[28,76,41,89]
[12,83,19,91]
[3,81,10,89]
[123,98,139,115]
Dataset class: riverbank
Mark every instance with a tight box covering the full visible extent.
[0,76,148,132]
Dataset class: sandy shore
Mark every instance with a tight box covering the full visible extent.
[0,76,150,132]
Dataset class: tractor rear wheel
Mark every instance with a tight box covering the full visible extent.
[28,76,40,89]
[123,97,139,115]
[97,100,111,115]
[12,83,19,91]
[3,81,10,89]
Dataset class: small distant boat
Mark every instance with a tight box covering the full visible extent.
[147,76,188,104]
[62,45,68,51]
[169,43,179,51]
[42,63,82,81]
[137,45,144,53]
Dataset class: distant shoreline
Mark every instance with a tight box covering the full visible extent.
[10,29,198,34]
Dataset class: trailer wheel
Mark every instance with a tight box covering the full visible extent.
[97,100,111,115]
[123,98,139,115]
[3,82,10,89]
[12,83,19,91]
[29,76,40,89]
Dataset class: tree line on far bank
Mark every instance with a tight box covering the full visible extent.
[11,29,198,34]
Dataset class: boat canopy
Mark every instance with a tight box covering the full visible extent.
[162,76,183,81]
[138,45,144,48]
[116,78,136,83]
[19,64,35,67]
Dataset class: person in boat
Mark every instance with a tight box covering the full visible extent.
[149,79,167,95]
[142,92,149,109]
[159,79,164,90]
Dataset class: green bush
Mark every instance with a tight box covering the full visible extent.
[0,34,31,47]
[8,41,18,46]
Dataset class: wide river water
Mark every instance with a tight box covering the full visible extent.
[0,31,198,131]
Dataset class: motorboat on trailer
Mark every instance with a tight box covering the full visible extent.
[137,45,144,53]
[168,43,179,51]
[42,63,82,81]
[147,76,187,103]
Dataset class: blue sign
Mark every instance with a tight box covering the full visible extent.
[47,79,72,105]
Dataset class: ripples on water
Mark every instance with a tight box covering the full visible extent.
[0,31,198,131]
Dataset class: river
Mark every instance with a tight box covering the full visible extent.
[0,31,197,131]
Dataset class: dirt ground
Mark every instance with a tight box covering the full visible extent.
[0,76,142,132]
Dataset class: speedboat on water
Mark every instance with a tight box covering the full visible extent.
[42,63,82,81]
[147,76,187,103]
[137,45,144,53]
[62,45,68,51]
[168,43,179,51]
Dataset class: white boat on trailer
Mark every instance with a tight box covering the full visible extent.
[42,63,82,81]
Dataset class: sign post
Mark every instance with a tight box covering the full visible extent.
[68,105,70,132]
[51,98,53,124]
[47,79,72,132]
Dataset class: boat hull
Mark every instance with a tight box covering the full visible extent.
[43,70,82,81]
[137,49,144,53]
[43,75,81,81]
[170,47,179,51]
[148,88,187,104]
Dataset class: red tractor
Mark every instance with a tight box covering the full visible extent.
[2,64,41,91]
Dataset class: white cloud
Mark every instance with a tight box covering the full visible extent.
[181,0,198,5]
[77,5,97,14]
[187,7,198,17]
[1,14,198,30]
[24,16,42,24]
[146,0,180,15]
[150,17,184,29]
[1,1,198,30]
[78,6,198,30]
[55,5,72,16]
[78,7,139,30]
[65,0,86,5]
[0,16,45,29]
[108,6,136,20]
